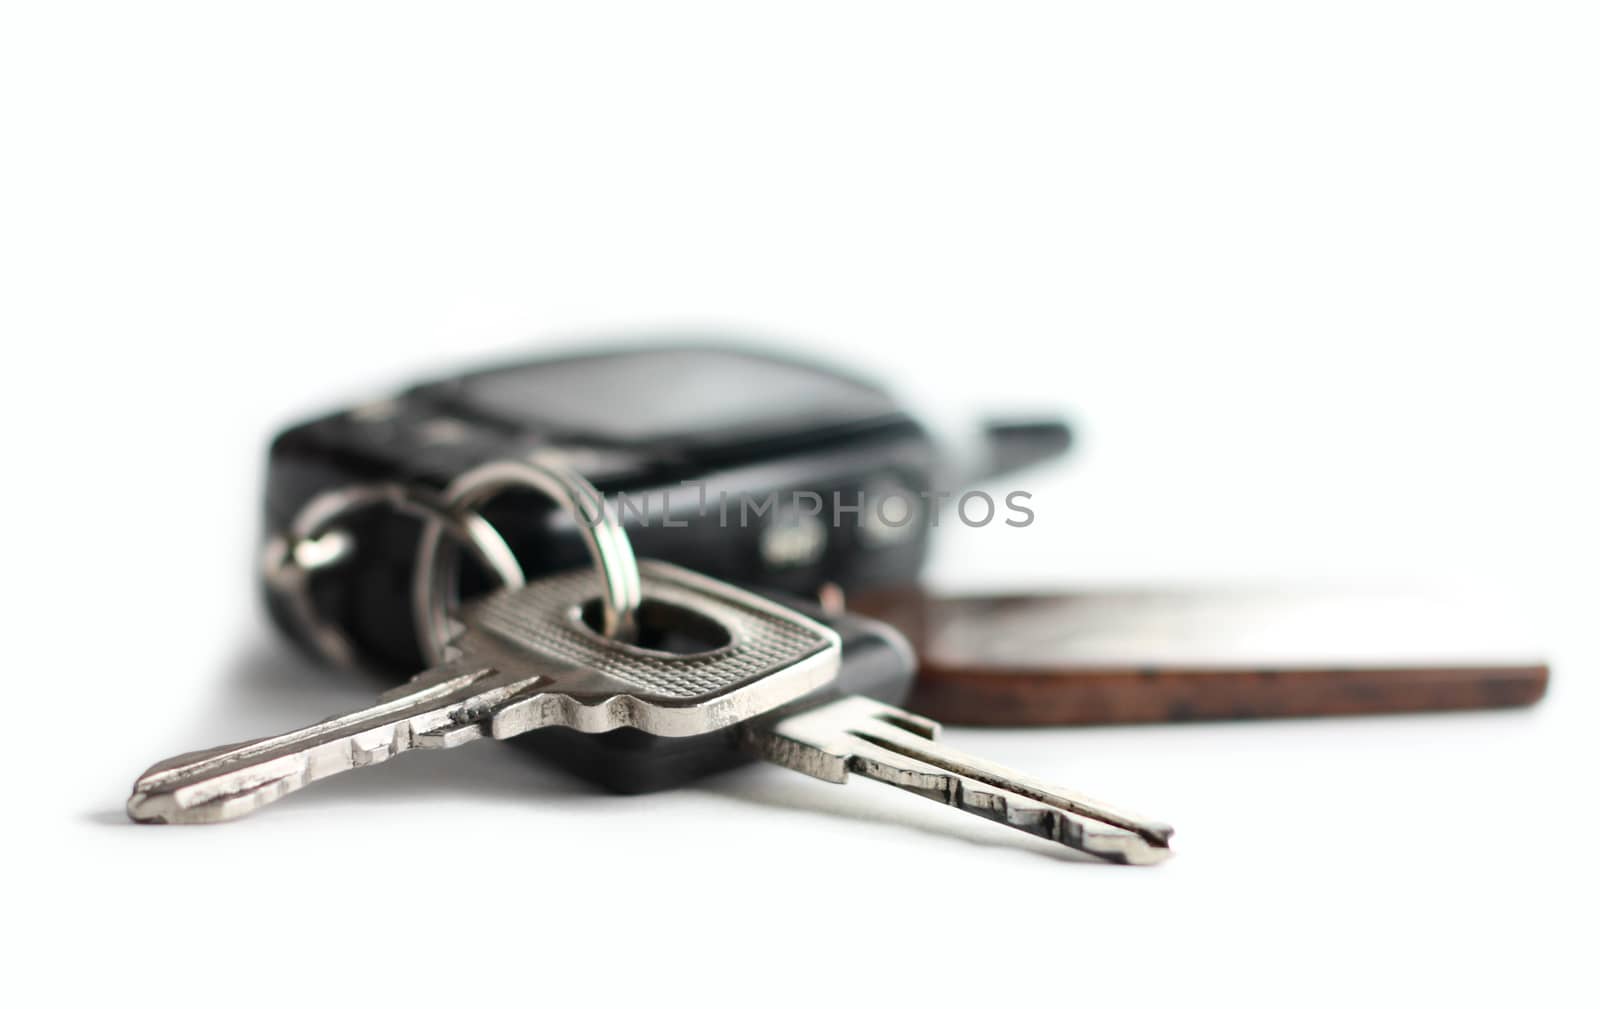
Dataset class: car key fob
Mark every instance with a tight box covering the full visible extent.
[262,341,1071,674]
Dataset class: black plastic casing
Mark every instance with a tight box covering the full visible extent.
[263,342,1070,679]
[265,344,943,673]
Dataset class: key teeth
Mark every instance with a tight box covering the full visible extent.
[751,695,1175,865]
[414,723,485,749]
[870,708,939,741]
[847,749,1173,865]
[973,783,1175,866]
[743,726,851,783]
[127,771,302,825]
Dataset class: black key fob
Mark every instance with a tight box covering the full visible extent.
[263,342,1070,673]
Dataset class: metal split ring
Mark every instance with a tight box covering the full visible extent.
[263,482,526,668]
[267,458,642,669]
[411,457,642,664]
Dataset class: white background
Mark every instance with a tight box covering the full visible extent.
[3,3,1596,1006]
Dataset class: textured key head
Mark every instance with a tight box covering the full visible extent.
[455,560,842,737]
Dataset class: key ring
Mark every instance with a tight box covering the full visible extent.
[411,456,642,664]
[264,482,526,668]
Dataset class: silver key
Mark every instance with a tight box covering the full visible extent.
[747,697,1174,865]
[128,562,840,824]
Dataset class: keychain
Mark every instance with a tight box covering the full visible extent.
[133,456,1175,864]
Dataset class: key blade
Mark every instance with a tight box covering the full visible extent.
[747,695,1174,865]
[845,731,1175,865]
[127,659,537,824]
